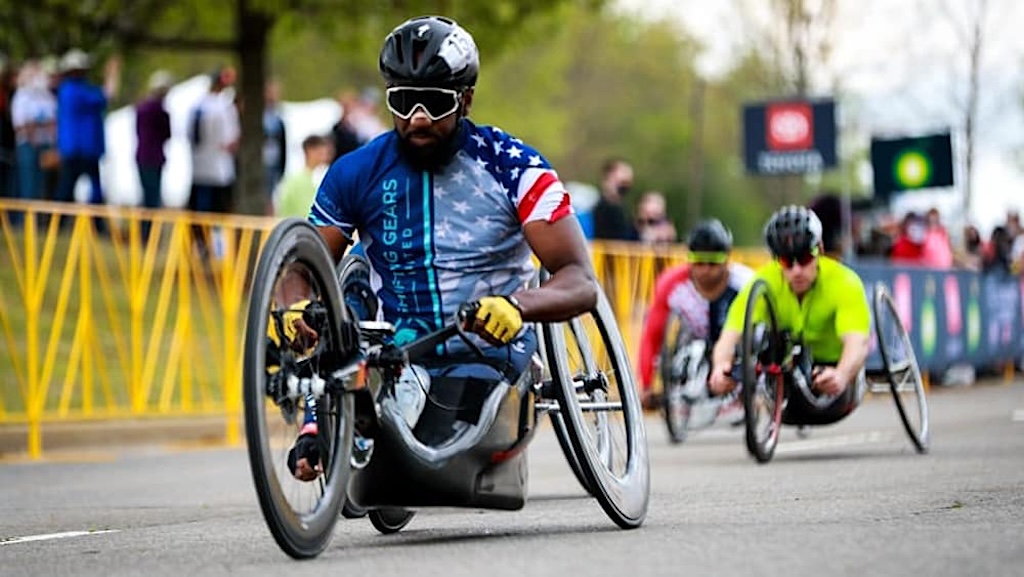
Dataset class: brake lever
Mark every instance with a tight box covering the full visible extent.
[455,306,485,358]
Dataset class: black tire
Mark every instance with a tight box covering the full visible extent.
[244,218,356,559]
[544,283,649,529]
[368,508,416,534]
[660,313,694,444]
[873,282,930,453]
[741,279,785,464]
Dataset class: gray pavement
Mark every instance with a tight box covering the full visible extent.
[1,380,1022,577]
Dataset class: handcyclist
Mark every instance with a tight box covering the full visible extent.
[273,15,597,481]
[708,205,871,425]
[637,219,752,420]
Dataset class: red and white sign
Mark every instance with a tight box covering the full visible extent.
[766,103,813,151]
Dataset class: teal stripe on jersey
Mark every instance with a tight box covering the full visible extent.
[421,171,443,328]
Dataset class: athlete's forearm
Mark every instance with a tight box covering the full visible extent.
[835,333,870,384]
[513,263,597,323]
[711,329,741,373]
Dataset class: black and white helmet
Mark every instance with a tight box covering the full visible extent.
[687,219,734,253]
[379,16,479,89]
[763,205,823,257]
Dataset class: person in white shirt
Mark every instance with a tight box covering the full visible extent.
[10,60,57,210]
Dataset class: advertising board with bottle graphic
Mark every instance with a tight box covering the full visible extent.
[852,264,1021,373]
[943,273,964,359]
[966,277,981,355]
[919,276,937,361]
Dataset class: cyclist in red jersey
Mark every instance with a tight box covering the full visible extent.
[638,220,753,421]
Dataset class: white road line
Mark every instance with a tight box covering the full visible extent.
[0,530,119,546]
[1012,410,1024,422]
[775,430,894,454]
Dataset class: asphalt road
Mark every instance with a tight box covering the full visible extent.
[2,381,1023,577]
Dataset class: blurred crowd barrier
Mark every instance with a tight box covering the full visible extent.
[0,201,1018,458]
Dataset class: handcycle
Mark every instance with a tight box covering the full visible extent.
[737,279,930,463]
[242,219,649,559]
[659,313,742,444]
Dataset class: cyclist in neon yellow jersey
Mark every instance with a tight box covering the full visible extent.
[709,205,871,424]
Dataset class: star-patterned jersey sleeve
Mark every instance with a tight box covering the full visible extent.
[466,124,573,225]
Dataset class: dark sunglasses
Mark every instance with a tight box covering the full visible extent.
[777,247,819,269]
[385,87,461,121]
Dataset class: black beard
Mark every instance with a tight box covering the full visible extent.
[397,123,462,172]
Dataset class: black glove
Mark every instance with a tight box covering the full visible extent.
[287,433,321,477]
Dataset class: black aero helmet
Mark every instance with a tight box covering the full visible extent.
[379,16,479,89]
[763,205,823,257]
[687,219,733,252]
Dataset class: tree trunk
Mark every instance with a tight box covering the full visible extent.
[687,78,705,230]
[235,0,272,216]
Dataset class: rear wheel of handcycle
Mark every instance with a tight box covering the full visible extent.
[873,282,930,453]
[544,283,649,529]
[661,313,694,444]
[244,218,356,559]
[741,279,785,464]
[368,508,416,534]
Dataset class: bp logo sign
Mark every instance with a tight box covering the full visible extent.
[870,133,954,200]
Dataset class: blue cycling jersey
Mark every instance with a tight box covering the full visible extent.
[310,118,572,352]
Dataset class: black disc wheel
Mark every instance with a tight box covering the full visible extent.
[661,313,695,444]
[368,508,416,534]
[873,282,930,453]
[544,283,649,529]
[244,218,356,559]
[741,279,785,464]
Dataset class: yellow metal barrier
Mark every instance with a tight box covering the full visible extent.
[0,200,769,458]
[0,200,275,458]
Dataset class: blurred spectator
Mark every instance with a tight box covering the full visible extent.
[135,69,173,240]
[956,224,984,271]
[330,88,387,162]
[0,54,15,198]
[634,190,677,244]
[983,226,1014,275]
[330,90,363,162]
[263,79,287,215]
[351,87,387,142]
[188,66,239,258]
[188,66,239,215]
[921,207,954,268]
[55,49,119,228]
[565,181,599,239]
[10,59,57,222]
[808,193,844,259]
[592,157,638,241]
[276,134,333,218]
[1007,210,1024,274]
[889,212,927,264]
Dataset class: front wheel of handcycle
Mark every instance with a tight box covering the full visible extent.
[873,282,930,453]
[368,508,416,534]
[244,218,357,559]
[544,283,650,529]
[741,279,785,464]
[661,312,695,444]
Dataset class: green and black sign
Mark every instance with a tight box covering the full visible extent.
[870,132,954,200]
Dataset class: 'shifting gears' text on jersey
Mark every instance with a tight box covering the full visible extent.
[309,119,572,348]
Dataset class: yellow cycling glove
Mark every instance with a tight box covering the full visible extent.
[470,295,524,345]
[267,299,312,349]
